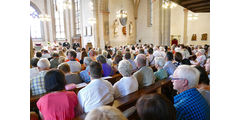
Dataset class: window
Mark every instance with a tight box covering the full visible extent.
[54,0,66,40]
[30,6,43,40]
[74,0,81,35]
[147,0,153,27]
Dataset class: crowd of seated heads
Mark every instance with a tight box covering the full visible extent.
[31,43,210,120]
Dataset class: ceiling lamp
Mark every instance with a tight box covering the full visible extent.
[162,0,177,9]
[39,14,51,21]
[63,0,71,9]
[116,10,128,19]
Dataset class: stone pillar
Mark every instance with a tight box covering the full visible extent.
[164,7,171,46]
[183,8,188,45]
[94,0,109,49]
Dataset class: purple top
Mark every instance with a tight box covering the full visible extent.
[102,63,113,77]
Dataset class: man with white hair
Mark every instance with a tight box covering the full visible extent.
[171,65,210,120]
[30,58,50,95]
[113,60,138,98]
[154,57,168,81]
[133,54,155,88]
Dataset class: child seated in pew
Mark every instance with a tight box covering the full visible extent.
[85,106,127,120]
[37,69,79,120]
[113,60,138,98]
[136,93,176,120]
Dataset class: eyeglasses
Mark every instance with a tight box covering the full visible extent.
[170,77,186,80]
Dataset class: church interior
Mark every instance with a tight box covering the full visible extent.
[28,0,212,120]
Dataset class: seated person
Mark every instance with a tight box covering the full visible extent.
[124,52,137,72]
[30,57,39,79]
[147,47,155,67]
[173,52,183,67]
[96,55,114,77]
[50,52,60,68]
[102,50,112,66]
[112,54,123,74]
[58,63,82,84]
[41,50,51,59]
[204,58,210,78]
[85,106,127,120]
[37,69,79,120]
[35,51,42,58]
[31,58,50,95]
[80,57,92,83]
[154,57,168,81]
[113,60,138,98]
[133,54,155,88]
[163,52,176,76]
[195,65,210,105]
[196,49,207,67]
[171,65,209,120]
[77,62,114,113]
[66,50,81,73]
[136,93,176,120]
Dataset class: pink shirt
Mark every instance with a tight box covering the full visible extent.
[37,91,78,120]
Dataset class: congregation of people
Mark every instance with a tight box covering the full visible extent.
[30,43,210,120]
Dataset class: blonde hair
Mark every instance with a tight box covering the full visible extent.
[85,106,127,120]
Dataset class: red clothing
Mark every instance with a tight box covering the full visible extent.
[37,91,78,120]
[65,58,80,62]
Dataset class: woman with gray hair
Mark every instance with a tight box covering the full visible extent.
[79,57,92,83]
[154,57,168,81]
[113,60,138,98]
[85,106,127,120]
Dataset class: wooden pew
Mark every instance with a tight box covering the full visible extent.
[105,73,122,85]
[112,80,174,119]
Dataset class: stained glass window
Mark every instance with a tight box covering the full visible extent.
[54,0,66,40]
[30,6,43,40]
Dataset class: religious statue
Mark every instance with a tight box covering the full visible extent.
[129,21,133,35]
[113,19,119,37]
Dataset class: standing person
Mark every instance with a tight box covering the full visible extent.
[124,52,137,72]
[77,62,114,113]
[147,47,155,67]
[66,50,81,73]
[171,65,210,120]
[163,52,176,76]
[80,48,88,64]
[37,69,79,120]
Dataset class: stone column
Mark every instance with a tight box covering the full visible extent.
[164,7,171,46]
[183,8,188,45]
[94,0,109,49]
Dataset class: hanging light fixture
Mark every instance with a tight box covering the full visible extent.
[162,0,177,9]
[39,14,51,21]
[116,9,128,18]
[63,0,71,9]
[116,0,127,19]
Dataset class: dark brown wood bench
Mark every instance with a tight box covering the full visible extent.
[112,79,174,119]
[105,73,122,85]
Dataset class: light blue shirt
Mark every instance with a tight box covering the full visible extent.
[128,59,137,71]
[163,61,176,76]
[80,67,91,83]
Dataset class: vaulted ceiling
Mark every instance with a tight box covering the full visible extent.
[172,0,210,13]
